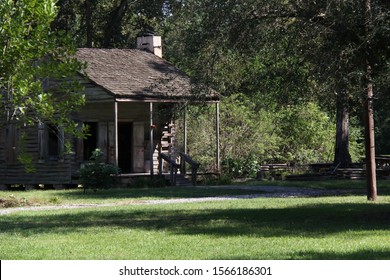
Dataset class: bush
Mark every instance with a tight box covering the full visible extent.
[78,149,120,192]
[222,156,259,178]
[175,95,364,179]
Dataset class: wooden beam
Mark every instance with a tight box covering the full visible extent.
[150,102,154,177]
[116,98,219,103]
[184,104,187,155]
[114,100,118,166]
[183,104,188,175]
[216,102,220,173]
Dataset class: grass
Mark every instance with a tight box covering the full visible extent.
[0,187,265,208]
[1,183,390,259]
[240,178,390,194]
[1,179,389,209]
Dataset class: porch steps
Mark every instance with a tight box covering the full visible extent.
[173,174,194,187]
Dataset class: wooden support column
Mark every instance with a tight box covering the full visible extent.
[216,102,220,173]
[183,104,188,174]
[114,100,118,166]
[184,104,187,155]
[150,102,154,177]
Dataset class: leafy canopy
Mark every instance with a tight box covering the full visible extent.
[0,0,85,136]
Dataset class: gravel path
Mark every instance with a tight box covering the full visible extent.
[0,185,357,215]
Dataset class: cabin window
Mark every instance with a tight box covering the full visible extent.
[83,122,98,160]
[38,123,64,161]
[47,125,60,159]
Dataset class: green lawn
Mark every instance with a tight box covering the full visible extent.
[1,185,390,260]
[241,178,390,193]
[0,186,265,208]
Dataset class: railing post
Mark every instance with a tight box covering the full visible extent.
[192,165,198,186]
[170,162,178,186]
[180,154,186,175]
[158,144,162,176]
[161,152,198,187]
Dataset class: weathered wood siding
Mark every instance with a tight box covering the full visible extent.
[0,125,72,185]
[0,78,179,184]
[78,75,115,103]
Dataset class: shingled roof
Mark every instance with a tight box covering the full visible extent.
[76,48,217,101]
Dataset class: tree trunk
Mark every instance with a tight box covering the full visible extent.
[85,0,93,47]
[364,0,377,201]
[103,0,129,47]
[334,90,352,168]
[364,71,377,201]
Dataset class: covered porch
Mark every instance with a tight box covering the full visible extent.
[75,46,219,185]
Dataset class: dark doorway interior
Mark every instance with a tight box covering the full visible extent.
[118,122,132,173]
[47,124,60,160]
[83,122,98,160]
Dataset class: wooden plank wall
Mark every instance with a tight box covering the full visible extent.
[0,125,72,185]
[0,77,180,183]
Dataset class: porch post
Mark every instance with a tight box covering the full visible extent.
[184,104,188,154]
[215,102,220,173]
[114,100,118,166]
[150,102,154,177]
[183,104,188,174]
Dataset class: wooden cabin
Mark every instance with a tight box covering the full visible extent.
[0,35,219,188]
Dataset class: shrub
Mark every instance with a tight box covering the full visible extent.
[78,149,120,192]
[222,156,259,178]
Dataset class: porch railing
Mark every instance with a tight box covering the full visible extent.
[159,153,180,186]
[159,151,200,186]
[178,151,200,186]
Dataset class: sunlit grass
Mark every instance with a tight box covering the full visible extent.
[2,179,390,209]
[1,195,390,260]
[240,179,390,194]
[0,187,265,208]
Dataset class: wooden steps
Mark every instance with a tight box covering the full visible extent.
[174,174,193,187]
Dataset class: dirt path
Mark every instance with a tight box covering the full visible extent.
[0,185,356,215]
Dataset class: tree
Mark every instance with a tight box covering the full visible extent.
[54,0,180,48]
[363,0,377,200]
[164,0,389,197]
[0,0,85,148]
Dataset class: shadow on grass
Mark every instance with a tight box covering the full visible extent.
[2,202,390,237]
[2,201,390,259]
[55,187,265,200]
[218,249,390,260]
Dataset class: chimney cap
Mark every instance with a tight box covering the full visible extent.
[136,35,162,58]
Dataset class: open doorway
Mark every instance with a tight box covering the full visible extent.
[83,122,98,161]
[118,122,132,173]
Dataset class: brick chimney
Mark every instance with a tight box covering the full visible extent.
[137,35,162,58]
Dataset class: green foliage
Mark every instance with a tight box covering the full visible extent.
[78,149,120,191]
[48,0,389,172]
[223,157,259,178]
[0,0,85,136]
[54,0,179,48]
[274,102,336,164]
[164,0,389,172]
[16,132,36,173]
[177,95,364,178]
